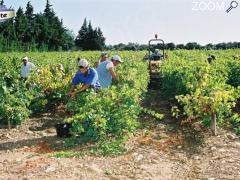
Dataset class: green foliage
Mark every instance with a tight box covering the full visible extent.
[227,61,240,87]
[161,50,240,130]
[75,18,106,50]
[0,51,149,152]
[230,113,240,135]
[53,137,128,158]
[27,64,74,112]
[2,49,240,144]
[65,54,149,141]
[0,58,32,125]
[96,138,128,156]
[0,1,74,51]
[141,107,164,120]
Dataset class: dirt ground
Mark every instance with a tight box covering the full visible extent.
[0,90,240,180]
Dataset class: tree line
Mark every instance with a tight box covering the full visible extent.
[0,0,76,51]
[0,0,105,51]
[0,0,239,51]
[106,42,240,51]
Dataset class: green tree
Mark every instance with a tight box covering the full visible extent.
[42,0,72,50]
[185,42,201,50]
[22,1,36,50]
[15,7,26,49]
[25,1,34,20]
[34,13,49,50]
[166,42,175,50]
[95,27,106,50]
[75,18,88,50]
[44,0,55,19]
[75,19,106,50]
[62,29,75,50]
[205,43,214,50]
[0,0,74,51]
[176,44,185,49]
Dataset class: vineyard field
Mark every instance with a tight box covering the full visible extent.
[1,50,240,136]
[1,50,240,179]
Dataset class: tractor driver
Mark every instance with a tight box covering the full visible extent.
[150,49,163,61]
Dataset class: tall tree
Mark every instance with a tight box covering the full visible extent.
[75,18,88,50]
[62,29,75,50]
[42,0,71,50]
[0,0,4,5]
[44,0,55,20]
[15,7,26,45]
[75,19,106,50]
[25,1,34,20]
[176,44,185,49]
[96,27,106,50]
[166,42,175,50]
[0,0,74,51]
[22,1,35,50]
[86,21,95,49]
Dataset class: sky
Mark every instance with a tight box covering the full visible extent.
[4,0,240,45]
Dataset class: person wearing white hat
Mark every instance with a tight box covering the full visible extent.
[94,52,109,68]
[96,55,123,88]
[68,58,101,100]
[20,56,36,80]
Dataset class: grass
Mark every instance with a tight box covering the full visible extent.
[52,136,129,158]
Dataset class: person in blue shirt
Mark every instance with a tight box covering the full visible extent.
[96,55,123,88]
[68,59,100,100]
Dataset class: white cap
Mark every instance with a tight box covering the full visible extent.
[112,55,123,63]
[58,63,64,71]
[78,59,89,67]
[22,56,29,61]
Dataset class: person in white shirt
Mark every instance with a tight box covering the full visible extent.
[20,56,36,80]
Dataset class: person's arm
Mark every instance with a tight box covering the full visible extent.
[106,62,117,80]
[68,85,76,94]
[73,84,90,94]
[70,69,97,100]
[108,67,117,80]
[68,85,76,99]
[31,63,38,74]
[68,72,80,100]
[31,63,36,69]
[69,84,90,100]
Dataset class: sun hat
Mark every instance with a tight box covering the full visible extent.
[22,56,29,61]
[78,59,89,67]
[112,55,123,63]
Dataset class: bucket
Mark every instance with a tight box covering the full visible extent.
[55,123,72,138]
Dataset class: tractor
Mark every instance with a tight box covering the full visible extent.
[145,34,165,87]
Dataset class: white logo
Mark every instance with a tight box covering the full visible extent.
[0,5,15,22]
[192,1,225,11]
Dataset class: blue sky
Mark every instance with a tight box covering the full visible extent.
[5,0,240,45]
